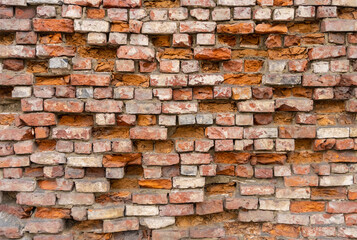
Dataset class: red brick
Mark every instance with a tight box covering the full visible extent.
[196,199,223,215]
[143,153,179,166]
[284,176,319,187]
[33,19,74,33]
[190,226,225,238]
[0,143,14,156]
[346,214,357,226]
[3,168,22,179]
[301,226,336,237]
[217,22,254,34]
[152,229,188,240]
[194,47,231,61]
[236,165,254,178]
[24,219,64,234]
[181,153,212,164]
[57,193,94,205]
[71,74,111,86]
[85,99,123,113]
[15,7,35,18]
[14,140,34,154]
[36,45,76,57]
[225,197,258,210]
[103,218,139,233]
[240,185,275,195]
[327,201,357,213]
[238,210,274,222]
[16,192,56,206]
[159,204,194,216]
[0,73,33,85]
[0,156,29,168]
[2,59,24,71]
[169,190,204,203]
[16,31,37,44]
[308,46,346,60]
[255,167,273,178]
[162,102,198,114]
[117,46,154,61]
[130,127,167,140]
[0,6,13,18]
[44,99,84,113]
[52,127,91,140]
[0,19,31,31]
[0,179,36,191]
[132,193,168,205]
[63,0,102,7]
[19,113,56,126]
[0,127,33,141]
[103,0,141,7]
[290,201,325,213]
[205,127,243,139]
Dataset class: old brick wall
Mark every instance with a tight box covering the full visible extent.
[0,0,357,239]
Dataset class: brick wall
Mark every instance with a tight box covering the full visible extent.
[0,0,357,239]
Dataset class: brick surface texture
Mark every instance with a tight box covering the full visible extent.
[1,0,357,239]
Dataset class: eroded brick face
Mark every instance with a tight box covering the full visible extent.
[0,0,357,239]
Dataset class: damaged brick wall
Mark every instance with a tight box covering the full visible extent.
[1,0,357,239]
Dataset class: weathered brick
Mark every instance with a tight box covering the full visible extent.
[239,210,274,222]
[241,185,275,195]
[238,100,275,112]
[126,101,161,114]
[86,99,123,113]
[0,45,35,58]
[67,156,102,167]
[71,74,111,86]
[103,0,141,7]
[16,192,56,206]
[117,46,155,61]
[180,21,216,33]
[103,218,139,233]
[0,128,33,141]
[162,102,198,114]
[143,153,179,166]
[181,153,213,164]
[142,22,177,34]
[75,179,110,192]
[321,19,357,32]
[189,74,224,86]
[0,19,31,31]
[150,74,188,87]
[19,113,56,126]
[74,19,110,32]
[44,99,84,113]
[277,213,309,225]
[169,189,204,203]
[0,179,36,191]
[308,46,346,60]
[63,0,102,6]
[190,226,225,238]
[57,193,94,205]
[194,48,231,61]
[30,152,65,165]
[52,127,91,140]
[263,74,301,85]
[173,177,205,189]
[130,127,167,140]
[33,19,74,32]
[24,219,64,234]
[88,206,124,220]
[317,127,349,138]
